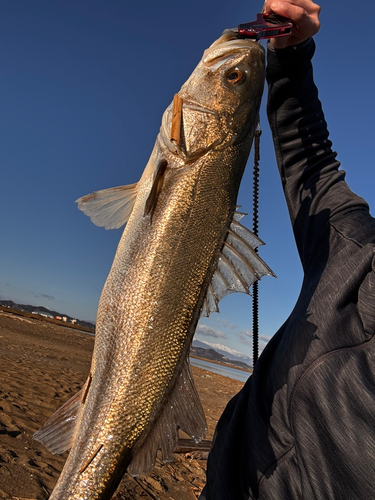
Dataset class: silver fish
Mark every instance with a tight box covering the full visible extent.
[34,30,273,499]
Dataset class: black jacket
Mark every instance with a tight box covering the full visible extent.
[200,38,375,500]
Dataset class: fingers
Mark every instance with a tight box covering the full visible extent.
[263,0,321,48]
[263,0,320,17]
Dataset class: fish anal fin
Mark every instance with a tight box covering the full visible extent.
[33,377,90,454]
[127,361,206,476]
[200,210,275,318]
[76,183,138,229]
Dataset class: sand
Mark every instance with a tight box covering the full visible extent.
[0,310,245,499]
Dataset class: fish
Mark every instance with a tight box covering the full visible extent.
[33,29,274,499]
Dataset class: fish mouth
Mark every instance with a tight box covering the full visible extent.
[205,28,257,50]
[202,29,264,68]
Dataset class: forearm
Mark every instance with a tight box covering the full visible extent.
[266,38,369,268]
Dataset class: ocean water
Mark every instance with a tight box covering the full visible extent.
[189,357,251,383]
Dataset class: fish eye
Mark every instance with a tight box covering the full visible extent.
[226,68,246,86]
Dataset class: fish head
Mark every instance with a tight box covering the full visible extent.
[159,31,265,163]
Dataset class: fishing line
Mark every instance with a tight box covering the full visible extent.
[252,122,261,367]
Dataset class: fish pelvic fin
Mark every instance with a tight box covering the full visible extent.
[144,159,168,217]
[200,209,276,318]
[127,360,206,476]
[76,183,138,229]
[33,375,91,454]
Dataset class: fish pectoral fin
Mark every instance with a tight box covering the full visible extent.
[127,360,206,476]
[200,209,276,318]
[144,159,168,217]
[76,183,139,229]
[33,376,90,454]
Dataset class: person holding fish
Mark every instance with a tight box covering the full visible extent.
[34,0,375,497]
[201,0,375,499]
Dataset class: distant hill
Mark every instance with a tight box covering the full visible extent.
[0,300,95,331]
[191,340,252,370]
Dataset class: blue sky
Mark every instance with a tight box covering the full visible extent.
[1,1,374,362]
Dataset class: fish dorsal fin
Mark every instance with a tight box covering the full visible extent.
[127,360,206,476]
[200,210,275,318]
[76,183,138,229]
[33,376,91,454]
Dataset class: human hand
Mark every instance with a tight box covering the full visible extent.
[262,0,321,49]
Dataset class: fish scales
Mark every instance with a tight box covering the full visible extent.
[34,31,273,499]
[53,157,237,497]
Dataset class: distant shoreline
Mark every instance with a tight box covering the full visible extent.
[190,354,252,374]
[0,305,95,334]
[0,305,253,374]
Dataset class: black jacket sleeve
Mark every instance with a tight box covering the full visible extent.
[201,39,375,500]
[266,38,372,269]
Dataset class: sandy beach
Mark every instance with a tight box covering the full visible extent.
[0,309,245,499]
